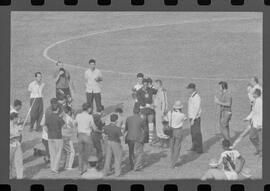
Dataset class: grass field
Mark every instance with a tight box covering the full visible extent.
[11,12,262,179]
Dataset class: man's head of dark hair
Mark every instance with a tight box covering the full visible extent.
[133,107,140,114]
[35,72,42,77]
[222,139,231,149]
[89,161,97,168]
[110,113,118,122]
[142,78,148,84]
[82,103,90,111]
[137,73,144,78]
[219,81,228,90]
[115,107,123,114]
[254,88,262,97]
[14,99,22,107]
[147,77,153,84]
[252,76,259,84]
[50,98,58,105]
[10,112,18,120]
[64,106,72,114]
[89,59,96,65]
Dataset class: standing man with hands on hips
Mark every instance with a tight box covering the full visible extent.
[85,59,103,112]
[28,72,45,132]
[187,83,203,154]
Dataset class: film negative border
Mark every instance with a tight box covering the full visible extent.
[0,0,270,6]
[0,0,269,191]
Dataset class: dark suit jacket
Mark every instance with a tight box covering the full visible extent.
[125,114,146,143]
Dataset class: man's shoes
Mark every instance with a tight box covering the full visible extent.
[254,150,261,156]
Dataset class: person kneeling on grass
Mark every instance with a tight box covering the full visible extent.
[103,114,123,177]
[201,159,228,180]
[218,139,245,180]
[81,156,103,179]
[62,106,76,170]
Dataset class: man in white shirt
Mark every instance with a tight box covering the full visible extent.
[166,101,187,169]
[75,103,97,175]
[187,83,203,154]
[245,88,262,156]
[85,59,103,112]
[28,72,45,132]
[248,76,262,106]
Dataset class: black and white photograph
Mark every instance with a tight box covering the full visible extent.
[10,11,262,180]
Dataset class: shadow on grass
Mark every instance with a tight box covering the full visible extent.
[24,162,49,179]
[21,138,41,153]
[176,130,242,167]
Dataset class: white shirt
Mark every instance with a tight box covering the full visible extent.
[188,91,202,120]
[167,110,187,129]
[75,112,95,135]
[248,84,262,103]
[40,114,48,140]
[85,68,102,93]
[28,81,45,98]
[246,96,262,129]
[219,149,241,180]
[133,83,143,91]
[10,106,18,114]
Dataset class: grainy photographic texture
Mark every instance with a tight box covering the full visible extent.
[10,12,262,180]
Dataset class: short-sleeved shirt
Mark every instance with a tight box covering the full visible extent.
[167,110,187,129]
[219,91,232,113]
[45,109,65,139]
[54,70,70,89]
[28,81,45,98]
[75,112,95,135]
[85,68,102,93]
[104,123,122,143]
[219,150,241,171]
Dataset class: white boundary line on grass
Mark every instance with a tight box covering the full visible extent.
[43,16,260,82]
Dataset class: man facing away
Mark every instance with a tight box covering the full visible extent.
[85,59,103,112]
[125,107,146,171]
[187,83,203,154]
[244,88,262,156]
[215,81,232,142]
[103,114,123,177]
[44,98,65,174]
[28,72,45,132]
[92,106,105,170]
[75,103,96,175]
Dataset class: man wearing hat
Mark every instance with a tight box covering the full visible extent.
[166,100,187,169]
[187,83,203,154]
[81,156,103,179]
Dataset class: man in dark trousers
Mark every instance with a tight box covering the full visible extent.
[214,81,232,142]
[125,107,146,171]
[92,105,105,170]
[187,83,203,154]
[137,78,156,144]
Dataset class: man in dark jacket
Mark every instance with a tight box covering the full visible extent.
[125,107,146,171]
[92,105,105,170]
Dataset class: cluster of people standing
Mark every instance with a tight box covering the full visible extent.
[10,58,262,180]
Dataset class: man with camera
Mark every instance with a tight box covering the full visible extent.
[54,62,74,105]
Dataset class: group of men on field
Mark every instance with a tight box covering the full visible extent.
[10,58,262,179]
